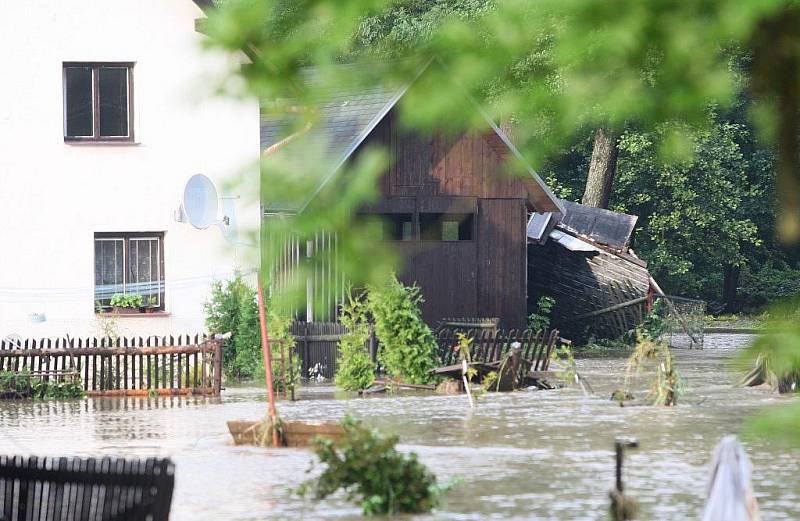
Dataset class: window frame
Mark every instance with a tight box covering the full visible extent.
[94,232,165,312]
[419,212,475,242]
[63,62,135,143]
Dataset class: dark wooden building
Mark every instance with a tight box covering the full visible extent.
[261,62,564,329]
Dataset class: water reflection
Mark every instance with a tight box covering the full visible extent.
[0,334,798,520]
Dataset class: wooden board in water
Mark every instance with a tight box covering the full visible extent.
[227,420,345,448]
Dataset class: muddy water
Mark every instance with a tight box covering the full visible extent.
[1,334,798,520]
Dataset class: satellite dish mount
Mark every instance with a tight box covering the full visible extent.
[180,174,238,242]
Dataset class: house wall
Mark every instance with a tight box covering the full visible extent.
[362,111,529,329]
[0,1,260,339]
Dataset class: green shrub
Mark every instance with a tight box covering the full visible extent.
[528,296,555,331]
[368,275,437,384]
[0,370,84,400]
[205,272,254,375]
[335,292,376,391]
[298,417,450,516]
[205,273,299,390]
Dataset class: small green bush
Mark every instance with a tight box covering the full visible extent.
[298,417,450,516]
[528,296,555,331]
[368,275,437,384]
[0,370,84,400]
[205,273,300,390]
[335,292,376,391]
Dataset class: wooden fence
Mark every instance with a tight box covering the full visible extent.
[0,455,174,521]
[291,322,352,380]
[290,321,559,381]
[435,327,560,370]
[0,334,222,397]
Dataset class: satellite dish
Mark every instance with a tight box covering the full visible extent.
[183,174,219,229]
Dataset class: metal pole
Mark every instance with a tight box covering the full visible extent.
[257,277,280,447]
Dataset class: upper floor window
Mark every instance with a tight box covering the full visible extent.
[63,63,133,142]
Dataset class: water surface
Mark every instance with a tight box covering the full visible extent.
[1,334,798,520]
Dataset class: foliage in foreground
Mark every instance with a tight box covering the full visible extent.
[298,417,450,516]
[368,275,438,385]
[204,273,299,390]
[741,298,800,447]
[335,292,376,391]
[0,370,84,400]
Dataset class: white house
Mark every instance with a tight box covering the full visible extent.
[0,0,260,339]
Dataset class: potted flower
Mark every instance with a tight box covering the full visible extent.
[109,293,143,314]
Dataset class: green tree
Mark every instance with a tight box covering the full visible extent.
[205,273,298,387]
[368,275,437,384]
[334,292,376,391]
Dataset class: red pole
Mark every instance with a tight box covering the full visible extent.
[257,277,280,447]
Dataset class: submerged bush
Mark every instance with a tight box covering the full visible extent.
[0,370,84,400]
[368,275,438,385]
[298,417,450,516]
[624,337,684,406]
[205,273,300,390]
[335,292,376,391]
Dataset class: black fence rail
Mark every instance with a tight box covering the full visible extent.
[0,455,175,521]
[0,334,222,397]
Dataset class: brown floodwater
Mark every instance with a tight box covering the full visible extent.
[1,333,798,520]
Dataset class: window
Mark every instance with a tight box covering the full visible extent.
[64,63,133,142]
[381,213,414,241]
[420,213,474,241]
[94,232,164,311]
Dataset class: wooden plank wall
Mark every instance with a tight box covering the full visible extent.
[400,242,478,325]
[527,241,650,340]
[374,110,527,199]
[478,199,528,329]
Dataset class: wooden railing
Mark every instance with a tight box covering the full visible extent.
[0,334,222,397]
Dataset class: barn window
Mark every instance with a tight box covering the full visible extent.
[64,63,134,142]
[420,213,474,241]
[381,213,414,241]
[94,232,164,311]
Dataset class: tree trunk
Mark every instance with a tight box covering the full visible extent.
[582,127,619,209]
[722,265,740,314]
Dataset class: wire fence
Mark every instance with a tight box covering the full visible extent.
[655,295,705,349]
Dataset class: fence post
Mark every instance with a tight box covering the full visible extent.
[303,321,310,378]
[213,340,223,395]
[368,325,377,365]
